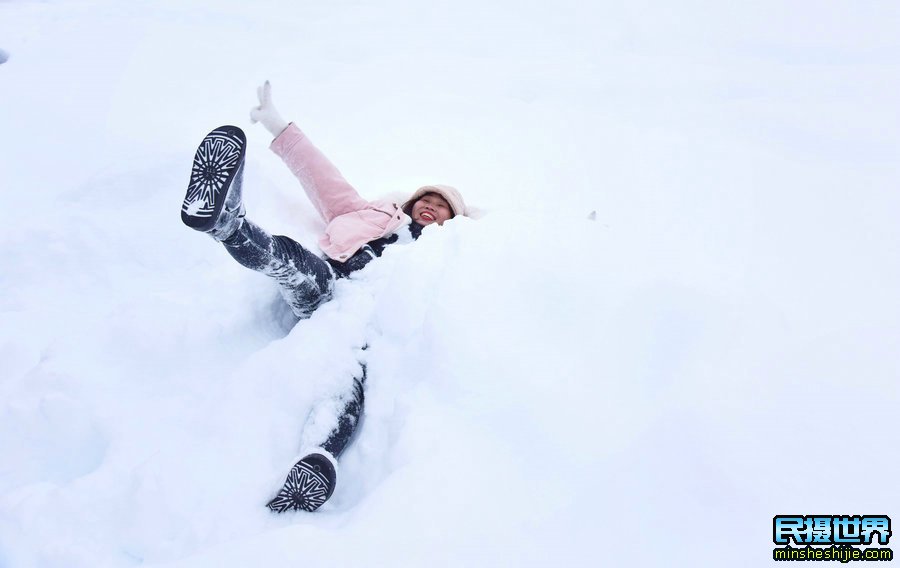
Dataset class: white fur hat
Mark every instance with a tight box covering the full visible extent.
[401,184,467,218]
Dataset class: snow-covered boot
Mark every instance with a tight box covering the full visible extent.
[266,451,337,513]
[181,125,247,241]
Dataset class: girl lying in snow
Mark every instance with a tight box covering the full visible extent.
[180,82,469,513]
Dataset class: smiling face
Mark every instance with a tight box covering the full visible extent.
[410,192,453,226]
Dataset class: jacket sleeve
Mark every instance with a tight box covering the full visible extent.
[269,123,370,224]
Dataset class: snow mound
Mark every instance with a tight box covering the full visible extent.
[2,0,899,566]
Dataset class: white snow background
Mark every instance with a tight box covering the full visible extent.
[1,1,899,566]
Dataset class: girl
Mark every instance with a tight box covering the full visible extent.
[180,82,468,513]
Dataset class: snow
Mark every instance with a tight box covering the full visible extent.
[1,0,899,566]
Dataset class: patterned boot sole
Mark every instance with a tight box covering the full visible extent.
[266,453,336,513]
[181,125,246,231]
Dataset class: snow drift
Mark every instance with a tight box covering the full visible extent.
[1,0,898,566]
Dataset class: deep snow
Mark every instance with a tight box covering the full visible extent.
[1,1,899,566]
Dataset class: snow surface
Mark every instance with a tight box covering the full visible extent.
[1,1,899,566]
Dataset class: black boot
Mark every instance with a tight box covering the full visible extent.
[181,125,247,241]
[266,452,337,513]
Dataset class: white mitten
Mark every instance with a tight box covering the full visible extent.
[249,80,289,138]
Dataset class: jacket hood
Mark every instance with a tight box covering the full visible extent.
[401,184,467,218]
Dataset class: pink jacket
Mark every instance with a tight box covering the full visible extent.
[270,123,410,261]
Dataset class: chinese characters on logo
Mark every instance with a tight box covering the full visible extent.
[774,515,892,546]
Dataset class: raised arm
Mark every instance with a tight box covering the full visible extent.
[250,81,368,223]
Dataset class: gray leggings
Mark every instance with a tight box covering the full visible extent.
[300,364,366,458]
[221,218,335,319]
[221,219,365,457]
